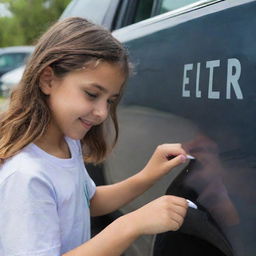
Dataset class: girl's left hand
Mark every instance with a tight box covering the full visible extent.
[140,143,187,183]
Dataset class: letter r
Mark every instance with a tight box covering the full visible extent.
[226,58,243,99]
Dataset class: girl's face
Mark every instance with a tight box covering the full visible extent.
[42,62,125,141]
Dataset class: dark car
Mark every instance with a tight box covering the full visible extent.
[61,0,256,255]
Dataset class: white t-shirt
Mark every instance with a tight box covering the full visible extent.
[0,137,96,256]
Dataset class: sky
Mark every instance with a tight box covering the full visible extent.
[0,3,12,17]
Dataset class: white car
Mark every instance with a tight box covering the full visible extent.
[0,46,34,97]
[0,65,25,96]
[0,46,34,78]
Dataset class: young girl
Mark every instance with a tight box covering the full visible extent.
[0,17,189,256]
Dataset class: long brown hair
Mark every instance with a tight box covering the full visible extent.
[0,17,130,164]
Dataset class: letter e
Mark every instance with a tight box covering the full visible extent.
[182,64,193,97]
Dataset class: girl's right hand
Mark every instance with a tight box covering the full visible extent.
[126,195,188,236]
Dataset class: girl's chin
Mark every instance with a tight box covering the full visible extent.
[66,131,88,140]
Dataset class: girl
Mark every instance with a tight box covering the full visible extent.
[0,17,189,256]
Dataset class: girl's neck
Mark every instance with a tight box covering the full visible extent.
[34,124,71,159]
[34,138,71,159]
[34,137,71,159]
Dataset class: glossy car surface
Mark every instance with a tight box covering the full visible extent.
[62,0,256,255]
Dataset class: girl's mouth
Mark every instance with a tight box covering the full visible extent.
[79,118,93,129]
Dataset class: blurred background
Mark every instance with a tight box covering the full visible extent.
[0,0,70,46]
[0,0,71,105]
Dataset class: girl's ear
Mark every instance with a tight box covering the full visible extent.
[39,66,55,95]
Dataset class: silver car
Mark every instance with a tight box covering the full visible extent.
[0,46,34,77]
[0,46,34,96]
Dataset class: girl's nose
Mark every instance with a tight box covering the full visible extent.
[93,101,108,121]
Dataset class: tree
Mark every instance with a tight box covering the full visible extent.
[0,0,70,47]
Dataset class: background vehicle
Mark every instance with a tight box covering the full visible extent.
[0,46,34,95]
[0,46,34,77]
[62,0,256,255]
[0,65,25,97]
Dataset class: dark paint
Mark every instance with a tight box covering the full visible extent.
[62,0,256,255]
[109,0,256,255]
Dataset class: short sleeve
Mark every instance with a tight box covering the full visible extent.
[86,172,96,200]
[0,171,61,256]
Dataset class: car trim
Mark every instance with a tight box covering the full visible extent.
[112,0,253,41]
[152,0,223,18]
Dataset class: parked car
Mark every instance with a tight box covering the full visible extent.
[61,0,256,256]
[0,46,34,95]
[0,65,26,97]
[0,46,34,78]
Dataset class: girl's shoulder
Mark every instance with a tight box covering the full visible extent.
[0,146,47,186]
[0,149,57,208]
[0,138,83,187]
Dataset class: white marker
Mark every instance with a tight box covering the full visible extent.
[167,154,195,160]
[186,154,195,160]
[186,199,198,209]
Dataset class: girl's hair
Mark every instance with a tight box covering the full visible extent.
[0,17,130,164]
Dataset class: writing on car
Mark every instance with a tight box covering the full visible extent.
[182,58,243,100]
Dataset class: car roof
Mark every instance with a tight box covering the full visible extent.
[0,46,35,54]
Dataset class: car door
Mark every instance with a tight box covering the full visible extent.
[107,0,256,255]
[60,0,256,255]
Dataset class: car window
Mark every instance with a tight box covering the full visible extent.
[121,0,206,28]
[159,0,201,14]
[0,53,27,69]
[60,0,113,26]
[134,0,154,23]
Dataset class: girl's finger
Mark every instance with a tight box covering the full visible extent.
[170,211,185,225]
[165,154,187,169]
[169,204,188,218]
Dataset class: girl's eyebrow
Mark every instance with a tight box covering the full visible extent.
[89,83,120,97]
[90,83,107,92]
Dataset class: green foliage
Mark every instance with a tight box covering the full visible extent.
[0,0,70,47]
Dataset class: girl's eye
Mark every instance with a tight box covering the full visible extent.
[107,99,116,105]
[85,91,98,99]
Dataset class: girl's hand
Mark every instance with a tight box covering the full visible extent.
[125,195,188,235]
[141,143,187,183]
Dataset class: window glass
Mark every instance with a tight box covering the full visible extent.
[159,0,200,14]
[134,0,154,23]
[60,0,112,25]
[0,53,27,69]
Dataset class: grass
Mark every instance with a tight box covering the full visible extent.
[0,96,8,112]
[0,96,7,104]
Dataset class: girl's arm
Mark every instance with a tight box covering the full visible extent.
[64,144,188,256]
[64,195,188,256]
[90,143,187,216]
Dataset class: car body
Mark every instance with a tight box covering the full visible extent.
[61,0,256,255]
[0,65,26,97]
[0,46,34,95]
[0,46,34,78]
